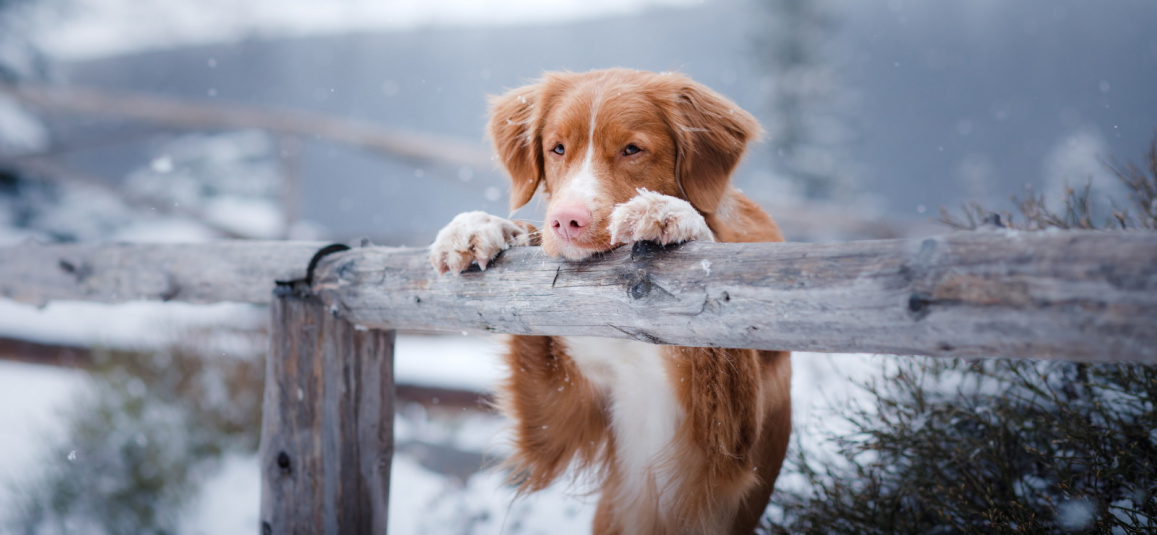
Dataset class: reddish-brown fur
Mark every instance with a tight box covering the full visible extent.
[488,69,791,534]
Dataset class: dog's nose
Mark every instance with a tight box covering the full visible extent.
[549,204,591,241]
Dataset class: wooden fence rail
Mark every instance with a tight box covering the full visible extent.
[5,230,1155,361]
[2,229,1156,532]
[314,230,1157,362]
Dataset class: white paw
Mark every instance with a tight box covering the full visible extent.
[608,190,715,246]
[430,211,530,274]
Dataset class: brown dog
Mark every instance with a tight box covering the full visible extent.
[430,68,790,534]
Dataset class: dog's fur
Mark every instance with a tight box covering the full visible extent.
[430,69,791,534]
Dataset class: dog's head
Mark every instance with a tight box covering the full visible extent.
[487,68,761,260]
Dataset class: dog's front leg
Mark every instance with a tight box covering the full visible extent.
[607,189,716,246]
[499,335,610,492]
[429,211,538,274]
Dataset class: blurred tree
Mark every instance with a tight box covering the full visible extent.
[5,325,266,534]
[763,138,1157,534]
[0,0,52,82]
[756,0,857,201]
[0,0,52,155]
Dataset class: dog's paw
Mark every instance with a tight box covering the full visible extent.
[430,211,532,275]
[608,190,715,246]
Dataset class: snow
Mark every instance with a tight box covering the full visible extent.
[395,333,506,391]
[0,298,500,394]
[0,296,880,440]
[0,352,590,534]
[178,453,261,535]
[200,198,284,239]
[388,454,597,535]
[0,319,881,533]
[109,218,222,244]
[1041,127,1126,218]
[26,0,702,62]
[1057,498,1097,531]
[0,300,264,349]
[0,299,506,394]
[778,351,884,498]
[0,129,298,247]
[123,130,290,240]
[0,361,84,511]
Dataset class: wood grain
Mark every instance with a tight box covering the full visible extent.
[0,241,325,305]
[312,231,1157,362]
[259,289,395,535]
[2,231,1154,362]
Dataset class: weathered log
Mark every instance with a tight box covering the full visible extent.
[2,232,1154,362]
[259,287,395,535]
[312,230,1157,363]
[0,241,325,305]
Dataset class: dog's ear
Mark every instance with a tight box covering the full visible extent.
[669,79,762,214]
[487,83,545,212]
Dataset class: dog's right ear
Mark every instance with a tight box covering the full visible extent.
[667,78,762,215]
[487,83,544,212]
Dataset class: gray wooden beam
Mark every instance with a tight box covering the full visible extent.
[259,287,395,534]
[0,241,325,305]
[312,231,1157,363]
[2,231,1154,362]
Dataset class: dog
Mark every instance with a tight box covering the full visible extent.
[429,68,791,534]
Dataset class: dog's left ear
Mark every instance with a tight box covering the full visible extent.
[488,83,545,213]
[669,80,762,214]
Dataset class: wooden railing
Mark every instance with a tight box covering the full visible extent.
[2,230,1155,532]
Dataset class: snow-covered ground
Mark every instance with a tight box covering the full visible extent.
[0,362,85,513]
[0,297,880,534]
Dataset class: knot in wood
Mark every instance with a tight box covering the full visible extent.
[629,269,652,300]
[276,451,292,474]
[908,292,932,320]
[58,259,92,283]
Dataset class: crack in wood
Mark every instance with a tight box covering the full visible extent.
[58,259,92,283]
[629,276,651,300]
[697,290,733,316]
[159,274,180,301]
[610,324,668,345]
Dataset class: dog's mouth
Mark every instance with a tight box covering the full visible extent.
[542,228,615,261]
[553,243,605,260]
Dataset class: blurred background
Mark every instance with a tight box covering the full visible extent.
[0,0,1154,533]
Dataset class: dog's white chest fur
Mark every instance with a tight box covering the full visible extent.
[563,336,681,509]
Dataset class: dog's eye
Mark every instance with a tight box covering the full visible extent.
[552,143,565,155]
[623,144,641,156]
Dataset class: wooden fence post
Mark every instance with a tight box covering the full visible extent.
[259,285,395,534]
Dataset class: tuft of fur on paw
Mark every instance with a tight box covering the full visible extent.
[608,190,716,246]
[429,211,531,274]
